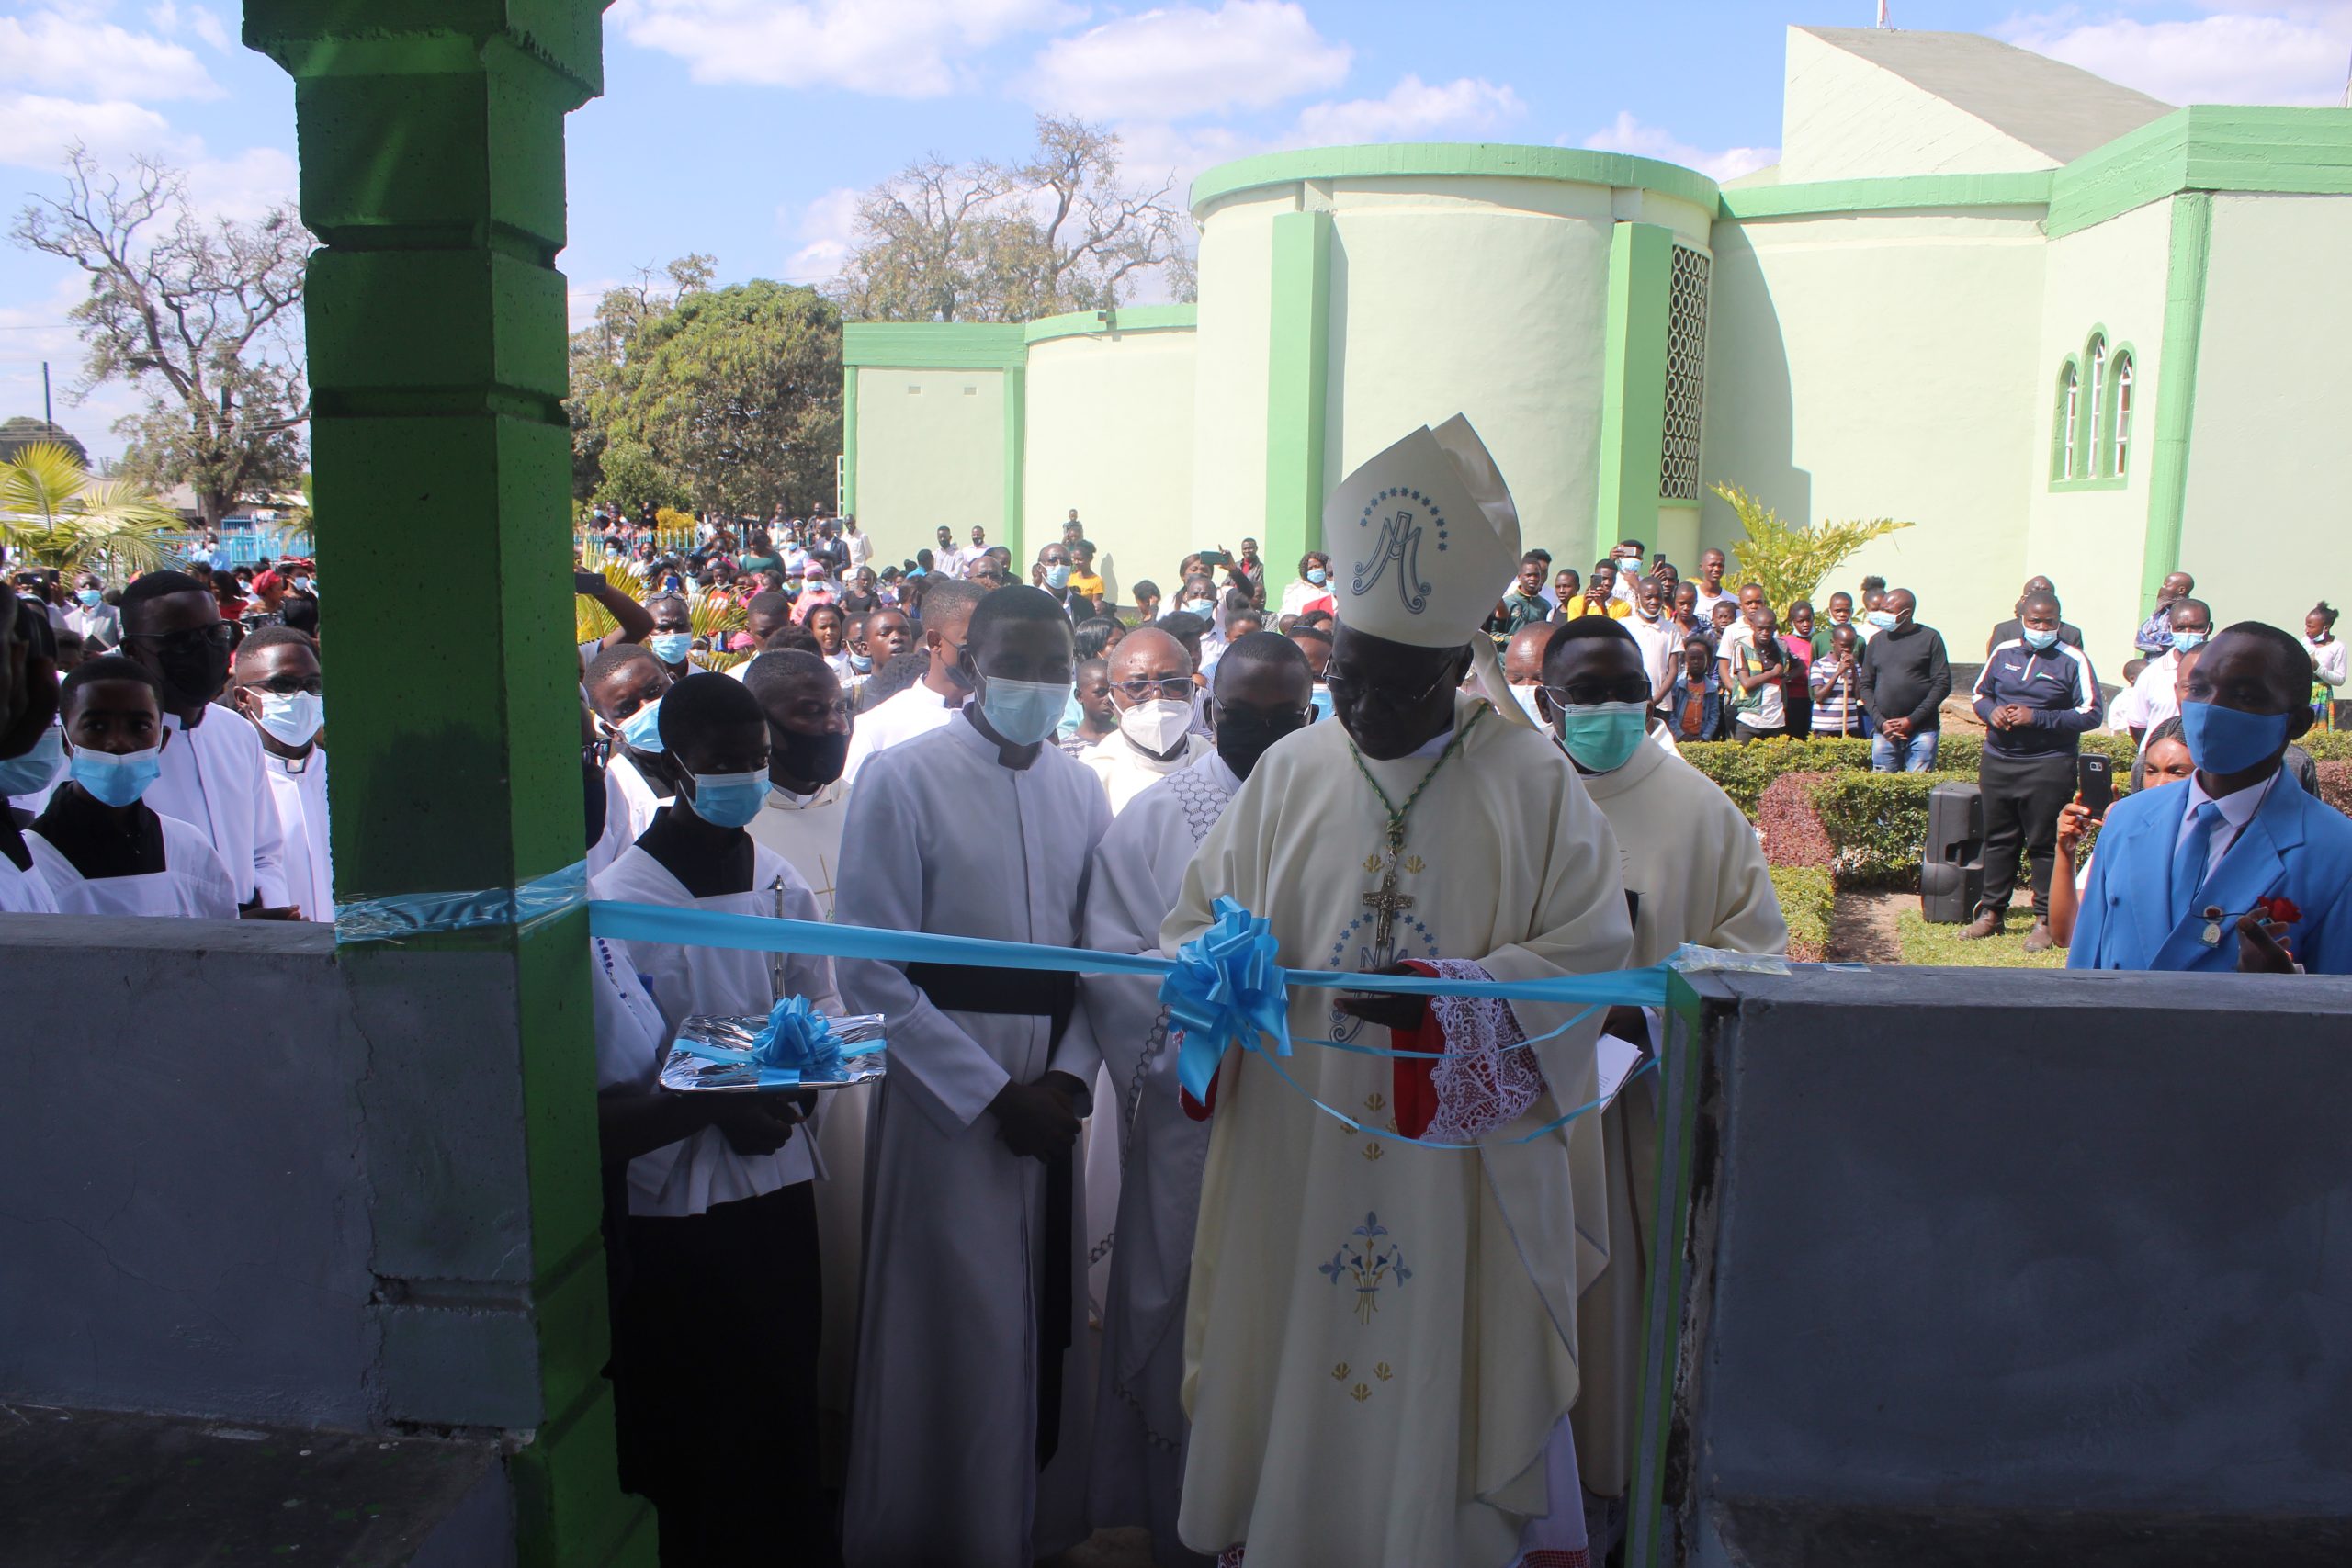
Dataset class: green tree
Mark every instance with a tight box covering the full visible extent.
[568,254,713,506]
[1710,482,1915,615]
[588,277,842,516]
[1,440,184,576]
[0,416,87,468]
[12,146,310,529]
[834,114,1194,322]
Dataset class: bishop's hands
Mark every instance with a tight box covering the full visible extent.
[990,1070,1088,1160]
[1335,962,1429,1033]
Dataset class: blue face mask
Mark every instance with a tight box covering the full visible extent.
[1046,564,1072,590]
[1182,598,1216,616]
[1310,685,1333,718]
[2021,626,2059,651]
[0,727,64,796]
[618,696,665,754]
[75,588,102,608]
[684,769,767,829]
[979,676,1069,747]
[2179,700,2290,775]
[1866,610,1899,630]
[848,650,872,673]
[1553,700,1651,774]
[1306,568,1328,586]
[70,743,164,807]
[650,631,695,665]
[2170,629,2208,652]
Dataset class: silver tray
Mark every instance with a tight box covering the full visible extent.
[658,1010,888,1094]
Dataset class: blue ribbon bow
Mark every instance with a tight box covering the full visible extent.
[1161,897,1294,1101]
[672,995,883,1087]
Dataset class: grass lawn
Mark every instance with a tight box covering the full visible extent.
[1894,908,2067,969]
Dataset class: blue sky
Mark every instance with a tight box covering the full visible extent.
[4,0,2348,458]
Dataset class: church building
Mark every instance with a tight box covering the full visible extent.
[841,25,2352,670]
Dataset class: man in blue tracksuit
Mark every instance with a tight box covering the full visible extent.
[1965,589,2102,950]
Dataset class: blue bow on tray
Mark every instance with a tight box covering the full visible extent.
[662,996,888,1092]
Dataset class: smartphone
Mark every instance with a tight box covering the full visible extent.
[2078,753,2114,818]
[1198,549,1235,569]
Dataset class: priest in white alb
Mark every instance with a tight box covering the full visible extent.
[1081,631,1317,1568]
[1080,626,1216,815]
[1532,615,1787,1553]
[1166,418,1636,1567]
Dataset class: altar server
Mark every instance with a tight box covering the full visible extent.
[232,627,333,923]
[26,656,238,919]
[0,599,62,912]
[835,585,1109,1568]
[586,643,677,842]
[840,577,984,786]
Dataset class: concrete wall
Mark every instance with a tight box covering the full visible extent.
[2022,197,2173,673]
[1189,189,1286,557]
[854,365,1006,567]
[0,914,553,1436]
[1702,207,2048,646]
[2180,193,2352,643]
[1645,966,2352,1567]
[1024,323,1198,607]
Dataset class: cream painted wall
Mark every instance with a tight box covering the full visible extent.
[1702,209,2048,653]
[2021,197,2173,673]
[1188,190,1286,554]
[854,367,1003,565]
[1781,27,2053,182]
[2180,193,2352,644]
[1024,327,1198,609]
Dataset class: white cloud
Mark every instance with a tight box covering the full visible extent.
[147,2,235,53]
[0,8,222,102]
[610,0,1080,96]
[779,186,862,283]
[1996,6,2352,107]
[1112,118,1263,188]
[186,146,300,224]
[1578,111,1778,181]
[0,93,200,169]
[1292,74,1526,146]
[1023,2,1351,120]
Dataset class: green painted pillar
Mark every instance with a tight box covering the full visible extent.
[841,364,860,513]
[244,5,648,1564]
[2142,193,2211,617]
[1596,221,1674,564]
[1003,361,1028,566]
[1262,209,1333,569]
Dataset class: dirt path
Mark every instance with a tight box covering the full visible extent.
[1828,889,1905,964]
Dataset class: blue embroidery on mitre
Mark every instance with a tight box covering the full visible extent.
[1351,503,1438,612]
[1162,897,1293,1101]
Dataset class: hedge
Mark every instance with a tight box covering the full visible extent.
[1768,864,1833,962]
[1683,731,2140,814]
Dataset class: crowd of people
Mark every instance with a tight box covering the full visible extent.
[6,424,2346,1567]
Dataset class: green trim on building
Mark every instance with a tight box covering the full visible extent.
[1596,222,1675,554]
[1719,171,2053,220]
[1023,303,1198,345]
[2142,195,2211,615]
[2047,106,2352,239]
[841,321,1027,369]
[1003,363,1028,564]
[1262,209,1333,571]
[840,364,858,513]
[2098,340,2139,483]
[1192,141,1722,217]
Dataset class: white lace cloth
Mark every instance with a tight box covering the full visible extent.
[1424,958,1546,1144]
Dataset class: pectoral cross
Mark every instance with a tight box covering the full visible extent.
[1362,874,1415,966]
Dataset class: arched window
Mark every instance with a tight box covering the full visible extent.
[2057,362,2080,479]
[2084,335,2106,474]
[2111,352,2135,478]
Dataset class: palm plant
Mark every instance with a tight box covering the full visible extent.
[1709,482,1914,615]
[1,441,185,576]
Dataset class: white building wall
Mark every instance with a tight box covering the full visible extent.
[1188,191,1286,555]
[854,367,1003,564]
[1024,327,1198,609]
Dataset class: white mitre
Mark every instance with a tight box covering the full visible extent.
[1328,415,1532,723]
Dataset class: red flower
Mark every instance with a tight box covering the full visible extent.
[2258,895,2301,925]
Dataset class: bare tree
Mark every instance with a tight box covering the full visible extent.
[12,145,311,527]
[833,116,1195,322]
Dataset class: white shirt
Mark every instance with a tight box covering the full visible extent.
[844,529,875,570]
[1692,583,1732,620]
[2303,634,2346,691]
[1623,610,1679,699]
[2122,651,2182,743]
[27,811,240,918]
[153,705,290,908]
[262,746,334,922]
[840,680,961,786]
[66,603,122,646]
[2175,770,2277,891]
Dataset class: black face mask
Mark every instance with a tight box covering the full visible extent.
[771,728,851,792]
[1216,708,1311,782]
[152,633,232,710]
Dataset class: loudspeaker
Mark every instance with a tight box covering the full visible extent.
[1920,781,1984,924]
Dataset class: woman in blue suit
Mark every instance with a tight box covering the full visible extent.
[2070,623,2352,975]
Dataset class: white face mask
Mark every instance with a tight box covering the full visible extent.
[253,689,324,748]
[1508,682,1547,727]
[1118,696,1194,757]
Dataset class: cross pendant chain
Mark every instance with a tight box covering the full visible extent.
[1363,859,1415,965]
[1344,708,1481,970]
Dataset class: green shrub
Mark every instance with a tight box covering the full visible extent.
[1768,864,1834,962]
[1684,729,2142,816]
[1803,770,1977,889]
[2302,728,2352,762]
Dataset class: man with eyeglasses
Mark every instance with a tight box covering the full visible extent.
[113,570,295,917]
[1080,626,1214,814]
[231,626,332,925]
[842,577,985,788]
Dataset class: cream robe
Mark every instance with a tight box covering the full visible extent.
[1571,738,1787,1498]
[836,715,1110,1568]
[1080,730,1216,817]
[153,705,288,908]
[1080,750,1238,1568]
[261,747,334,923]
[1166,694,1634,1568]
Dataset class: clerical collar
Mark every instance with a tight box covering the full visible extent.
[956,705,1044,772]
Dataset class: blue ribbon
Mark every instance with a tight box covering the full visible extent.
[334,860,587,942]
[669,994,885,1088]
[1160,898,1295,1101]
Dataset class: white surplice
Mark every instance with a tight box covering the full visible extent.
[0,852,59,913]
[27,812,240,919]
[840,680,961,787]
[835,714,1110,1568]
[261,747,334,923]
[1166,694,1634,1568]
[1080,750,1238,1568]
[1571,739,1787,1504]
[749,779,849,919]
[589,840,840,1217]
[1080,730,1216,817]
[607,751,668,845]
[153,705,288,908]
